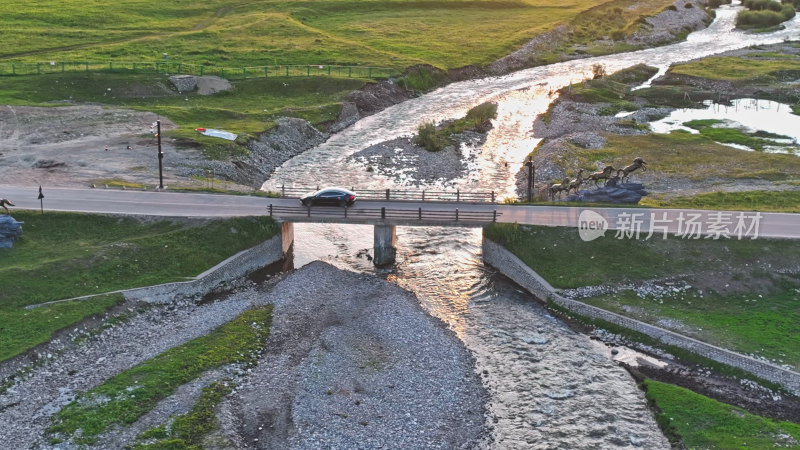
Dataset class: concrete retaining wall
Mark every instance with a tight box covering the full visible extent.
[482,237,800,395]
[124,234,286,303]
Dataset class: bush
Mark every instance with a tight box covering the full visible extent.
[736,8,791,26]
[744,0,783,11]
[707,0,732,7]
[592,63,607,79]
[413,102,497,152]
[414,121,450,152]
[610,29,626,41]
[465,102,498,123]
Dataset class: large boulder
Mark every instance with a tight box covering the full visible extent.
[0,215,23,248]
[168,75,233,95]
[169,75,197,93]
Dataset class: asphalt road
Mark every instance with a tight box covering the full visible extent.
[2,185,798,240]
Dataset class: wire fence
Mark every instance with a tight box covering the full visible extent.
[0,61,400,80]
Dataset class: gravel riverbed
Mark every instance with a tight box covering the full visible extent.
[348,131,487,187]
[0,262,487,448]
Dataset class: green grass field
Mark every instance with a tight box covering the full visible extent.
[641,190,800,212]
[583,285,800,369]
[643,379,800,448]
[0,0,680,70]
[669,54,800,81]
[484,223,800,368]
[0,211,279,362]
[484,223,800,289]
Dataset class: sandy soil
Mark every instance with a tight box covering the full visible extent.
[0,104,211,189]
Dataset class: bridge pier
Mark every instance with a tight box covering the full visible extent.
[373,224,397,266]
[281,222,294,256]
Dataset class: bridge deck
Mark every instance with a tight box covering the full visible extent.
[268,204,501,227]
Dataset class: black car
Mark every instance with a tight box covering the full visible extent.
[300,188,356,207]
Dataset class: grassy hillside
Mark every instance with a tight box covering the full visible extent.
[0,0,679,70]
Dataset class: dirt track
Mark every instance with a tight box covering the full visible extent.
[0,104,211,189]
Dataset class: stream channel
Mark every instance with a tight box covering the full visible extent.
[263,4,800,448]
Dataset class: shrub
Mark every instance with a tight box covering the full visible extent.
[413,102,497,152]
[736,8,790,26]
[592,63,607,79]
[744,0,783,11]
[610,29,626,41]
[465,102,498,123]
[707,0,732,7]
[414,121,450,152]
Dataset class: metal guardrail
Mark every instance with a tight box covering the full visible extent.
[268,204,501,223]
[0,61,399,80]
[275,185,497,203]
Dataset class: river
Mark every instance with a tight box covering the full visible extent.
[265,4,800,448]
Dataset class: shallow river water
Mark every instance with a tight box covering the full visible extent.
[266,3,800,448]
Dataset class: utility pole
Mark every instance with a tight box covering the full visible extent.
[525,156,535,203]
[157,120,164,189]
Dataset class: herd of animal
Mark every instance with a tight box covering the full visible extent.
[548,157,647,200]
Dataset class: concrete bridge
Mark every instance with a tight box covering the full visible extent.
[269,203,502,265]
[3,185,800,266]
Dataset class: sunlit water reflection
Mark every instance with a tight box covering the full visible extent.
[274,4,800,448]
[291,223,670,449]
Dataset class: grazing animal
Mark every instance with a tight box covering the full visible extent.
[585,166,616,187]
[617,157,647,182]
[567,169,585,195]
[549,178,570,200]
[0,198,14,213]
